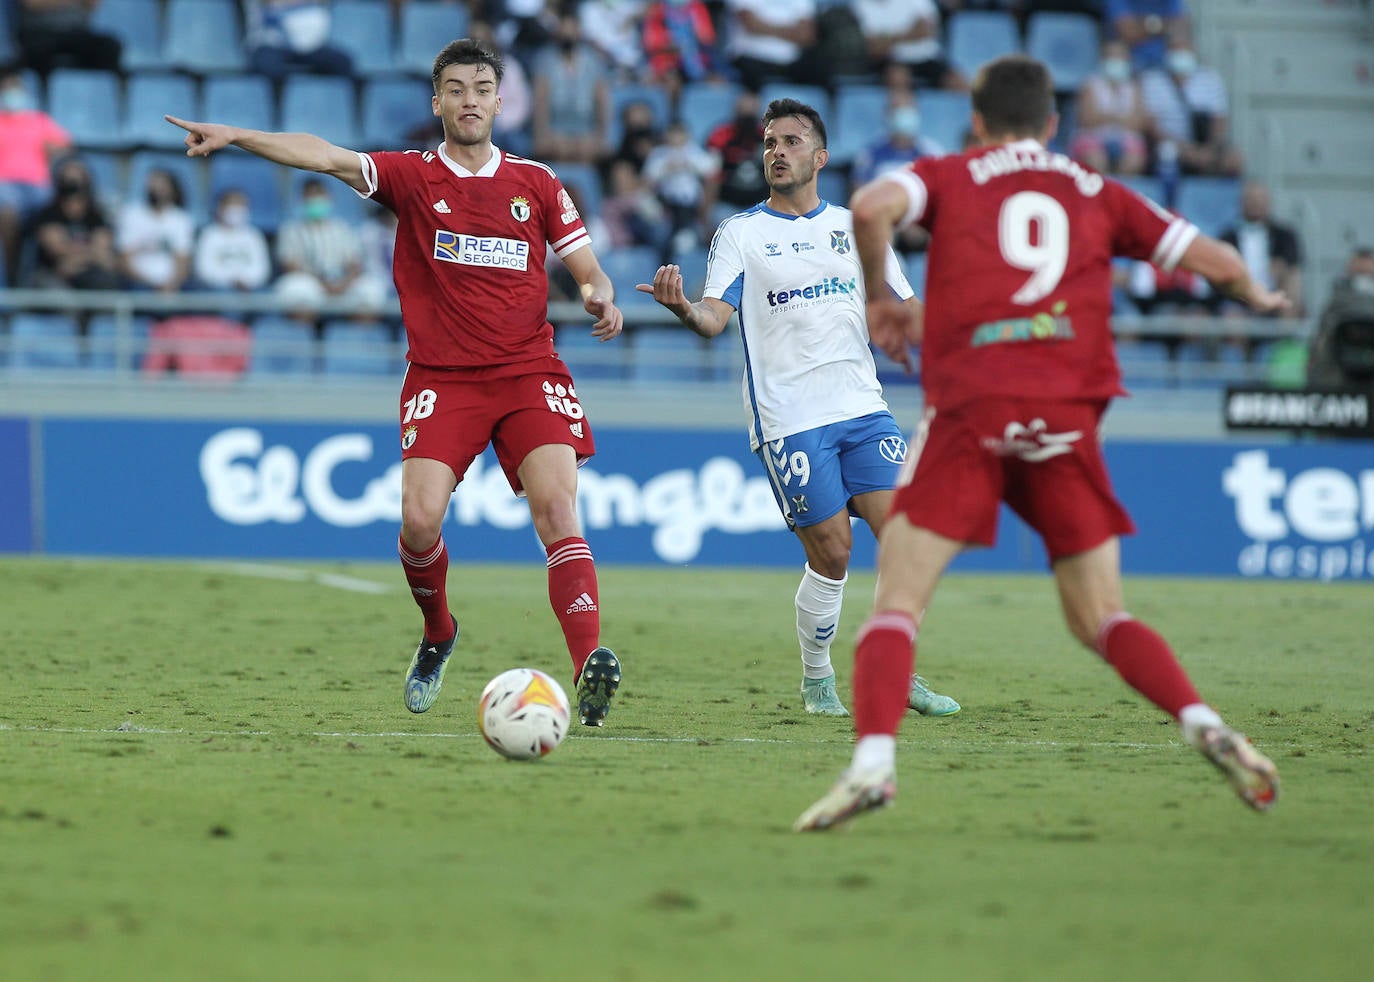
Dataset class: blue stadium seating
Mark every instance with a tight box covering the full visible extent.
[757,84,832,127]
[250,316,316,376]
[1026,13,1101,93]
[208,152,284,233]
[630,328,709,384]
[903,252,929,295]
[946,11,1022,80]
[331,0,399,78]
[829,86,890,168]
[124,73,199,149]
[77,150,126,212]
[0,2,13,63]
[554,325,628,381]
[397,1,470,77]
[163,0,246,74]
[90,0,165,72]
[203,75,277,133]
[1175,177,1242,237]
[321,321,397,376]
[87,314,153,371]
[47,69,126,149]
[127,149,209,224]
[9,314,83,371]
[817,167,848,205]
[361,76,435,149]
[280,76,361,149]
[1115,175,1166,205]
[677,81,743,145]
[599,246,663,325]
[608,84,674,149]
[917,91,972,153]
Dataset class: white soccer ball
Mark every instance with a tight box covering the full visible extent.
[477,668,571,760]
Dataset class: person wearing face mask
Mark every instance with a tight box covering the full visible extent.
[530,12,611,165]
[194,188,272,293]
[26,155,119,290]
[851,93,944,255]
[0,64,71,284]
[1069,39,1150,176]
[1140,30,1242,178]
[703,89,766,224]
[116,168,194,292]
[273,177,367,310]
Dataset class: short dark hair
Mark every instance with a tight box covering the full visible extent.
[972,55,1055,139]
[761,98,827,149]
[432,38,504,93]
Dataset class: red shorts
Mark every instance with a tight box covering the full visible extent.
[892,399,1135,562]
[398,362,596,495]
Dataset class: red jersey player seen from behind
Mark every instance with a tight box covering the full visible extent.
[796,55,1287,832]
[164,38,625,727]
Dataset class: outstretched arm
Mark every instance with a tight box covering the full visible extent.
[635,264,735,339]
[1178,234,1292,314]
[164,115,367,194]
[560,246,624,342]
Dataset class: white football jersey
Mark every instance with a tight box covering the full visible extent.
[703,200,915,450]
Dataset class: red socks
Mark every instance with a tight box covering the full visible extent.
[1095,614,1201,719]
[546,536,600,678]
[852,611,919,738]
[398,535,453,641]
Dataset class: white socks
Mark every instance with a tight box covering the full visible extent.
[796,564,847,679]
[1179,703,1224,745]
[852,734,896,774]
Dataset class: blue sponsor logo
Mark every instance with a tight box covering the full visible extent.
[766,276,857,307]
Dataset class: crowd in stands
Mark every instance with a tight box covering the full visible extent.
[0,0,1328,381]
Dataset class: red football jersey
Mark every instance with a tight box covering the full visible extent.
[887,139,1197,409]
[358,145,590,371]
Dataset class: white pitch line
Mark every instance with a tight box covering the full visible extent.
[208,562,394,594]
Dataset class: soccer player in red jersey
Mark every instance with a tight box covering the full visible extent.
[796,55,1285,830]
[165,38,625,726]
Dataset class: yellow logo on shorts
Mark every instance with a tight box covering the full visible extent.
[401,424,418,450]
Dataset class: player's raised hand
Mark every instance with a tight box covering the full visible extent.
[867,295,920,372]
[1242,284,1294,317]
[581,284,623,341]
[635,264,692,320]
[164,115,237,158]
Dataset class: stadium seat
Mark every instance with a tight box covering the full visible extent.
[87,314,153,371]
[163,0,246,74]
[9,314,83,371]
[677,81,743,145]
[608,84,674,149]
[946,11,1022,80]
[208,152,285,233]
[90,0,164,71]
[397,1,470,77]
[280,76,361,149]
[0,2,13,63]
[817,167,848,206]
[551,161,603,221]
[598,246,661,320]
[320,320,397,376]
[917,91,972,153]
[757,84,832,126]
[361,76,435,149]
[127,149,209,225]
[203,75,277,133]
[76,150,125,213]
[124,73,199,149]
[331,0,399,78]
[554,325,628,381]
[1116,339,1173,388]
[286,169,362,225]
[1026,12,1101,93]
[903,252,928,295]
[667,245,710,298]
[249,316,317,376]
[1115,175,1166,206]
[46,69,126,149]
[829,85,890,168]
[1175,177,1241,237]
[630,327,709,383]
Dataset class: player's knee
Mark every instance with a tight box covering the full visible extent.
[400,500,445,550]
[809,543,851,581]
[527,495,579,543]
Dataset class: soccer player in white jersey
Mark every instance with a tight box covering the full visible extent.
[639,98,960,718]
[165,39,625,727]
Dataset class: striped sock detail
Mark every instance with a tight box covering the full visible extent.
[547,540,594,568]
[398,536,445,568]
[858,610,918,645]
[1094,611,1135,656]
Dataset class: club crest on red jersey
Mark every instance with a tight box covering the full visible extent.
[401,424,418,450]
[510,196,531,221]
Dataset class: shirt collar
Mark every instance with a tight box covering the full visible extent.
[438,143,503,178]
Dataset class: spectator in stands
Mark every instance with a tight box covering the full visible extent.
[1069,38,1151,176]
[600,157,673,256]
[274,177,375,312]
[12,0,122,75]
[609,98,661,174]
[703,89,766,221]
[244,0,355,81]
[0,63,71,284]
[25,155,119,290]
[1141,27,1241,178]
[142,314,252,378]
[530,12,611,164]
[850,91,941,255]
[1106,0,1188,71]
[116,168,194,293]
[493,0,560,69]
[358,202,399,307]
[194,188,272,293]
[723,0,817,91]
[853,0,964,90]
[1219,179,1304,319]
[642,0,721,103]
[1307,246,1374,389]
[579,0,649,80]
[641,119,717,254]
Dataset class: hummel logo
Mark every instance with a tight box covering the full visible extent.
[566,592,598,614]
[432,199,451,214]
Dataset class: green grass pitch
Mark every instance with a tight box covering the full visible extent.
[1,557,1370,981]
